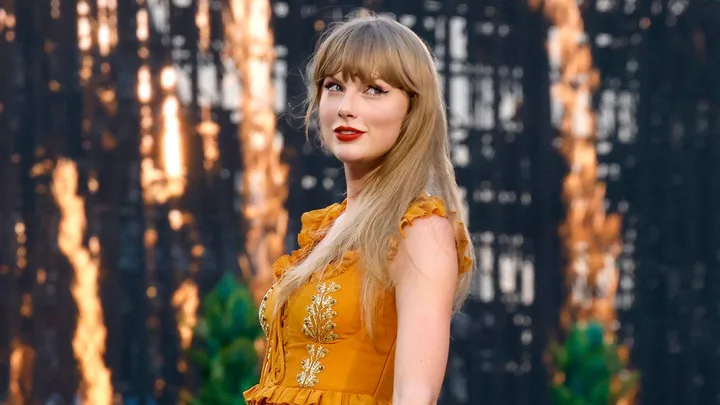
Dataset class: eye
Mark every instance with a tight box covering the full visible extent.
[323,81,342,92]
[366,85,388,96]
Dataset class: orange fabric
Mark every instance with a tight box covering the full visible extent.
[244,195,471,405]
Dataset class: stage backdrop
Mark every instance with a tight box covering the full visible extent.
[0,0,718,404]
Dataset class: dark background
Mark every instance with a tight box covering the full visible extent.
[0,0,719,404]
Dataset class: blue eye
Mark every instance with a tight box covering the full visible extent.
[366,86,388,96]
[324,82,342,92]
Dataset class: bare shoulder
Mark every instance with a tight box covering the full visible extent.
[390,214,458,402]
[391,214,458,281]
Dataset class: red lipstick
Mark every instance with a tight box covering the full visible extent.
[334,126,366,142]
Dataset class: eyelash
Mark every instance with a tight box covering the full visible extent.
[323,81,388,96]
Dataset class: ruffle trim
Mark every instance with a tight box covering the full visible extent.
[244,384,390,405]
[272,195,473,279]
[273,201,350,279]
[388,195,473,275]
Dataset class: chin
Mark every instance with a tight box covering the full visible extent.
[333,151,370,165]
[329,143,369,163]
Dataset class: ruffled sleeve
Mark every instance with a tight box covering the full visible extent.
[388,195,472,275]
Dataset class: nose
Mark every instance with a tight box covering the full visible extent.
[337,92,357,118]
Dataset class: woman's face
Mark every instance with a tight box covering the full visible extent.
[318,73,410,167]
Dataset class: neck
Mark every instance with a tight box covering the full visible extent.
[343,161,380,211]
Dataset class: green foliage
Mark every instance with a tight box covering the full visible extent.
[548,321,639,405]
[186,273,262,405]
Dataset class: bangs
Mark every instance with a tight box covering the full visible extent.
[314,21,416,92]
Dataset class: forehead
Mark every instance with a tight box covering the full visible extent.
[321,58,388,85]
[315,23,406,87]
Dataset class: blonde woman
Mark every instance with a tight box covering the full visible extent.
[244,12,474,405]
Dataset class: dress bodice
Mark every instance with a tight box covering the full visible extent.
[244,195,471,405]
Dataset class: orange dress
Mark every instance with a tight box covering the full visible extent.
[244,195,472,405]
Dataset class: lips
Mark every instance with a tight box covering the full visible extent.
[334,126,366,142]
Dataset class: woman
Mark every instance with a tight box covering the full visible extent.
[244,12,474,405]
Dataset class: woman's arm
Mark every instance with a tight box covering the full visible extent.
[391,215,459,405]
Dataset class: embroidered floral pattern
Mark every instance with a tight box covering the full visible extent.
[302,282,341,342]
[296,344,329,388]
[258,283,275,338]
[296,282,341,388]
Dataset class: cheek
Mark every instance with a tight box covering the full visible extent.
[317,98,337,143]
[318,98,336,126]
[371,110,406,145]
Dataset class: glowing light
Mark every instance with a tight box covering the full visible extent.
[137,9,149,42]
[138,64,185,203]
[52,159,113,405]
[196,0,210,53]
[0,9,16,42]
[532,1,635,401]
[197,107,220,170]
[15,221,26,269]
[161,66,176,90]
[77,2,92,52]
[535,0,621,334]
[227,0,289,302]
[8,339,34,405]
[168,209,184,230]
[97,0,118,56]
[171,280,199,349]
[161,95,185,190]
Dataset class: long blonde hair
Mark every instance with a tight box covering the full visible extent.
[273,12,475,334]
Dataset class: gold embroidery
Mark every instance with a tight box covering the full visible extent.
[258,283,275,338]
[302,282,341,342]
[296,344,328,388]
[296,282,340,388]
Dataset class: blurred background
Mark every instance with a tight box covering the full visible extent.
[0,0,718,404]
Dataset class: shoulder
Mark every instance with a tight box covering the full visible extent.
[395,215,458,278]
[391,196,459,281]
[392,194,473,278]
[398,195,448,237]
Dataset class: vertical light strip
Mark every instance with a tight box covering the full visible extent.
[52,159,113,405]
[160,66,186,198]
[226,0,289,302]
[532,0,622,337]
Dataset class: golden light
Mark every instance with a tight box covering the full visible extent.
[193,1,220,172]
[96,0,118,56]
[138,67,152,103]
[139,63,186,203]
[196,0,211,53]
[136,4,165,206]
[51,159,113,405]
[161,66,177,90]
[531,1,635,401]
[534,0,621,335]
[161,95,185,189]
[532,0,640,399]
[137,9,149,42]
[168,209,184,230]
[131,3,200,377]
[15,221,26,269]
[198,107,220,171]
[0,8,15,42]
[171,280,199,350]
[77,3,92,52]
[7,339,34,405]
[226,0,289,303]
